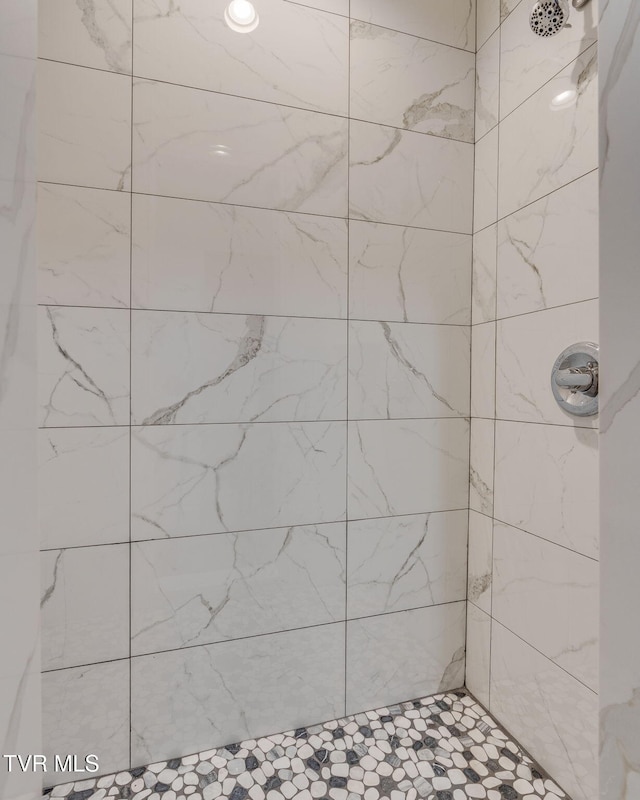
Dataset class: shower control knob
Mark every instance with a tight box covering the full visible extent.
[551,342,599,417]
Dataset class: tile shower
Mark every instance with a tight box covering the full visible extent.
[32,1,598,799]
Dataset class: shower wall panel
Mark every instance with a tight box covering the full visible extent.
[37,0,475,777]
[466,2,599,799]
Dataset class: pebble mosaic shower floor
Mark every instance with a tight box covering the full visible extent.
[43,690,568,800]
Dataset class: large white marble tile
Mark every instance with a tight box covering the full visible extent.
[39,427,130,550]
[350,0,476,51]
[41,545,129,670]
[349,120,473,232]
[348,419,470,520]
[477,0,500,49]
[132,195,347,318]
[500,0,521,22]
[472,223,497,324]
[348,321,470,420]
[500,0,598,119]
[473,125,498,232]
[349,221,471,325]
[38,183,131,308]
[39,0,132,73]
[347,510,468,617]
[133,79,348,216]
[350,22,474,141]
[471,321,495,419]
[475,30,499,141]
[497,170,599,318]
[469,419,494,516]
[131,624,345,763]
[42,661,130,781]
[134,0,348,115]
[284,0,348,14]
[346,602,466,714]
[494,420,599,559]
[493,521,598,691]
[132,523,345,655]
[496,299,598,427]
[38,306,130,427]
[467,510,492,614]
[490,621,598,800]
[498,44,598,219]
[37,305,130,429]
[131,311,347,425]
[38,60,131,190]
[465,602,491,707]
[132,422,346,540]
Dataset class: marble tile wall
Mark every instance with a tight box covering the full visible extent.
[0,1,41,798]
[599,1,640,797]
[37,0,475,780]
[466,2,599,799]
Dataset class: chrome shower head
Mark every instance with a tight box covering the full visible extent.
[529,0,569,36]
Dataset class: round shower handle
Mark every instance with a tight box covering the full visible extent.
[550,342,599,417]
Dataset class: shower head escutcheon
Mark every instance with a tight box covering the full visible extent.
[529,0,591,37]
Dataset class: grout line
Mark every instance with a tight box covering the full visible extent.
[38,56,475,148]
[37,180,474,237]
[487,10,503,713]
[41,508,469,552]
[490,618,598,696]
[473,508,600,563]
[473,167,599,235]
[344,0,351,718]
[37,302,472,328]
[42,598,468,675]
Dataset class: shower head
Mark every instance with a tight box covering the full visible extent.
[529,0,569,37]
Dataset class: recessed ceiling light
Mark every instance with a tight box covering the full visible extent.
[225,0,259,33]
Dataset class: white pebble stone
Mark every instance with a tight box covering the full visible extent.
[281,782,297,799]
[184,789,196,796]
[238,773,254,789]
[332,763,349,778]
[133,791,152,800]
[222,777,236,794]
[149,763,167,774]
[350,766,364,781]
[360,756,376,771]
[416,762,434,778]
[163,792,177,800]
[449,768,466,784]
[514,778,534,793]
[253,768,266,784]
[158,770,178,784]
[347,780,364,794]
[405,761,418,779]
[249,786,265,800]
[184,773,199,786]
[466,786,486,799]
[363,772,379,787]
[364,790,379,800]
[131,780,145,793]
[293,774,309,790]
[432,777,451,790]
[196,763,215,775]
[310,782,326,798]
[328,789,347,800]
[98,777,115,789]
[376,762,393,777]
[273,757,289,770]
[228,759,246,776]
[298,745,313,759]
[291,758,305,773]
[183,756,198,766]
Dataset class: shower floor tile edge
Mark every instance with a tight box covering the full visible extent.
[43,689,569,800]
